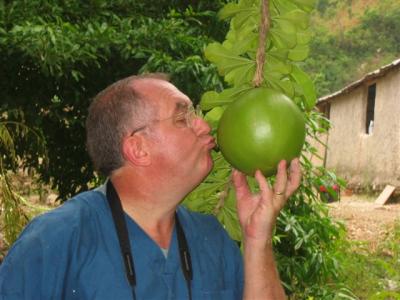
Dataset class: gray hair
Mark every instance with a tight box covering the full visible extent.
[86,73,169,176]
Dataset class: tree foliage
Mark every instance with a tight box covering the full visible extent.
[304,0,400,96]
[0,120,49,250]
[183,0,352,297]
[0,0,227,198]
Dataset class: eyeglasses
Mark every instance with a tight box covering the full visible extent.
[129,105,202,136]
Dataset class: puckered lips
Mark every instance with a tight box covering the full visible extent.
[204,136,216,150]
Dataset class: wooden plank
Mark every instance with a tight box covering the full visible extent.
[375,185,396,205]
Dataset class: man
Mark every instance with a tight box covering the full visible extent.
[0,74,301,299]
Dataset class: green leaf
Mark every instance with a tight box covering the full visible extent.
[265,76,295,98]
[264,54,293,74]
[204,107,225,128]
[269,28,297,49]
[200,91,220,110]
[288,44,309,61]
[217,188,242,241]
[223,24,258,55]
[270,0,299,14]
[192,182,225,197]
[71,70,83,81]
[296,29,312,45]
[275,10,310,30]
[220,208,242,241]
[233,11,259,30]
[218,3,256,21]
[224,63,255,85]
[292,0,317,12]
[279,78,296,98]
[51,95,61,104]
[291,65,316,110]
[268,49,289,61]
[218,3,241,20]
[204,42,254,76]
[295,238,304,250]
[48,27,56,45]
[263,71,285,81]
[200,85,253,110]
[273,18,297,36]
[0,125,16,160]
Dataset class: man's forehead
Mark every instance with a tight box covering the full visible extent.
[132,78,191,108]
[131,78,178,94]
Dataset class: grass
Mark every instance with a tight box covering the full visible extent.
[338,221,400,299]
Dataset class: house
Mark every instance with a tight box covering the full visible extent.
[315,58,400,191]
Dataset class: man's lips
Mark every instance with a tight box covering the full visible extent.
[204,136,216,150]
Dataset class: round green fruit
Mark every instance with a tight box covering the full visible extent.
[217,87,305,177]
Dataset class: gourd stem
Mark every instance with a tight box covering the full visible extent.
[253,0,270,87]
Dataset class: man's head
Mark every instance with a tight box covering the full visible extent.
[86,74,215,188]
[86,74,148,176]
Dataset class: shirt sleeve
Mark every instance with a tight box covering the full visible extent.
[0,210,79,300]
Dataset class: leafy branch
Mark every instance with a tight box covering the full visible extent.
[184,0,354,297]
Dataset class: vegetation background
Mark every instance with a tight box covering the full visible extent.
[2,0,399,200]
[1,0,400,298]
[305,0,400,96]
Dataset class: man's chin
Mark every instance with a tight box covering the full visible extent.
[191,159,214,188]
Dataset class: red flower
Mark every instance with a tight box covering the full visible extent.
[319,185,327,192]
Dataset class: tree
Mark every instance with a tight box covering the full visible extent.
[303,2,400,97]
[183,0,352,297]
[0,0,227,198]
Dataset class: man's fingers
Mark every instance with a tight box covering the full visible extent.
[274,160,288,198]
[285,158,302,198]
[232,169,252,199]
[254,170,273,201]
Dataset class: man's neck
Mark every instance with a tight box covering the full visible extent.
[122,202,176,249]
[109,170,180,249]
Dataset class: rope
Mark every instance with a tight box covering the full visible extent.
[252,0,270,87]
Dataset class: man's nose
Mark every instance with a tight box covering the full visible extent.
[191,116,211,136]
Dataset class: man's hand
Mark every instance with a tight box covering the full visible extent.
[232,158,302,245]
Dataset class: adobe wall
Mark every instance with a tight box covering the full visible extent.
[325,68,400,189]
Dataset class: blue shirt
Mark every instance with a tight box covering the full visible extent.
[0,187,244,299]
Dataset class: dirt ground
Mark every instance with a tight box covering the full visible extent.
[328,194,400,248]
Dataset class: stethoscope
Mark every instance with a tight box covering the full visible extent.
[106,180,193,300]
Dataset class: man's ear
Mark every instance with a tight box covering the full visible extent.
[121,135,151,166]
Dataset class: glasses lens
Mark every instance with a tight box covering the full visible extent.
[196,105,204,118]
[171,105,203,128]
[186,106,200,128]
